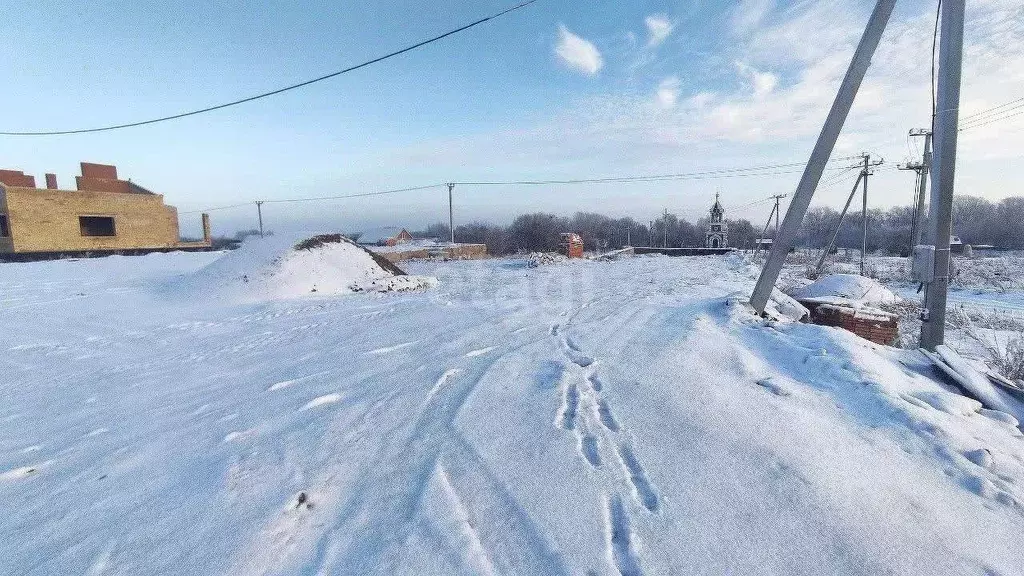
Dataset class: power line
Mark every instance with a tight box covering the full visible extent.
[453,158,859,187]
[180,158,862,214]
[959,96,1024,122]
[262,183,446,204]
[959,103,1024,132]
[0,0,539,136]
[180,202,254,215]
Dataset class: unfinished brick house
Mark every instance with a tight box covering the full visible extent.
[0,162,210,259]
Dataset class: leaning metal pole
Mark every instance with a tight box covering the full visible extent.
[815,171,865,275]
[920,0,966,350]
[750,0,897,314]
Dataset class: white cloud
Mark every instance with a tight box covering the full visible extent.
[734,61,778,99]
[385,1,1024,213]
[656,77,681,108]
[730,0,775,36]
[554,25,603,76]
[645,14,675,46]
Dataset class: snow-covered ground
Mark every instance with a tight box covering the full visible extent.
[2,249,1024,575]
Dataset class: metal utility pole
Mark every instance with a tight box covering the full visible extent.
[649,220,654,246]
[447,183,455,244]
[898,129,933,248]
[256,201,265,238]
[815,170,865,275]
[750,0,897,314]
[860,154,870,276]
[921,0,966,350]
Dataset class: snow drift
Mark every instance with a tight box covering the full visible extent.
[789,273,899,306]
[175,234,436,302]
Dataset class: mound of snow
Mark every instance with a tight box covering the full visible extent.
[177,234,436,302]
[789,273,899,306]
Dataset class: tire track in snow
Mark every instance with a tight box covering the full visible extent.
[436,465,498,576]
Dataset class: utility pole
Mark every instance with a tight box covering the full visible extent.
[663,209,669,248]
[754,202,778,260]
[921,0,966,350]
[256,201,264,238]
[815,170,866,275]
[649,220,654,247]
[749,0,897,314]
[626,225,631,247]
[771,194,786,238]
[860,153,870,276]
[898,129,933,249]
[447,183,455,244]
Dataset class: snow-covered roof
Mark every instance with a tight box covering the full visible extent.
[357,227,406,244]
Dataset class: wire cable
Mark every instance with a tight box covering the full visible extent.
[453,159,857,187]
[180,158,861,214]
[261,183,446,204]
[0,0,539,136]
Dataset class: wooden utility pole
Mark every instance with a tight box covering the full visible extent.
[749,0,897,314]
[921,0,966,350]
[256,201,265,238]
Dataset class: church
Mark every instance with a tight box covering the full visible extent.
[705,193,728,249]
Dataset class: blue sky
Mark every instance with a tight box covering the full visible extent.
[1,0,1022,236]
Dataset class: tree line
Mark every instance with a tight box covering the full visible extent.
[410,195,1024,256]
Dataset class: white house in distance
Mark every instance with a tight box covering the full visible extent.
[705,193,728,249]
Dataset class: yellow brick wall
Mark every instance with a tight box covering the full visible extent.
[2,186,182,253]
[0,188,12,253]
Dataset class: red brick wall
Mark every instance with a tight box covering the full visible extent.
[0,170,36,188]
[80,162,118,180]
[807,304,899,346]
[45,173,58,189]
[76,176,132,194]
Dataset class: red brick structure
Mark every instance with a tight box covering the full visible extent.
[801,301,899,346]
[560,233,584,258]
[0,170,36,188]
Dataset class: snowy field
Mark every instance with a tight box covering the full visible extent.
[2,247,1024,575]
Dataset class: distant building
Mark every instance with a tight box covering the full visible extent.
[705,193,728,249]
[0,162,210,258]
[560,233,584,258]
[358,227,413,246]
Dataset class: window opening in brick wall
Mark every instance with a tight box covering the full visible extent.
[0,214,9,237]
[79,216,116,237]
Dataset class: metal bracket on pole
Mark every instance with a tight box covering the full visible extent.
[749,0,897,314]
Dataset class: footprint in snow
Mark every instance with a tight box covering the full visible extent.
[756,377,792,397]
[299,394,342,411]
[465,346,497,358]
